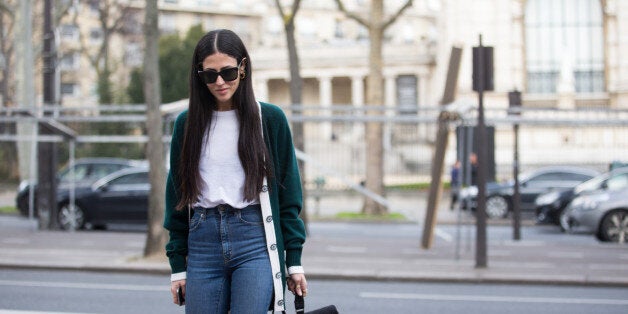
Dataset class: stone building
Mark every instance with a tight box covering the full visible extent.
[54,0,628,182]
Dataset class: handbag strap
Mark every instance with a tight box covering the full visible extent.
[295,295,305,313]
[280,295,305,314]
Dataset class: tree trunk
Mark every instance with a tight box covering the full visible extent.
[362,0,386,215]
[285,5,309,227]
[143,0,167,258]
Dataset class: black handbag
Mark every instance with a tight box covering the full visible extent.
[293,295,338,314]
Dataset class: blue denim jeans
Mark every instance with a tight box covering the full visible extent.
[186,204,273,314]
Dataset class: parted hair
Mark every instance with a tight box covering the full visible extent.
[176,29,271,211]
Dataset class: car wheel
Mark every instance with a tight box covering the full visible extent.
[486,195,509,219]
[599,210,628,243]
[58,203,85,231]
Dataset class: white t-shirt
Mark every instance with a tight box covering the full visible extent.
[194,110,257,209]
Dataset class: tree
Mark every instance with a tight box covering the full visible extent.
[274,0,309,225]
[334,0,414,215]
[0,2,19,181]
[127,24,205,104]
[69,0,131,104]
[142,0,166,257]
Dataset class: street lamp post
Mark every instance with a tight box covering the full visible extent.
[508,90,522,241]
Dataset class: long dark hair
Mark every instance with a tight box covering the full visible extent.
[176,29,271,211]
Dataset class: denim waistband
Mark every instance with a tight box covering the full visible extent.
[193,203,261,212]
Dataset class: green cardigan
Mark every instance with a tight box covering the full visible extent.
[163,102,306,281]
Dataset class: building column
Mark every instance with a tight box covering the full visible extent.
[255,77,269,102]
[383,75,396,151]
[418,73,429,139]
[318,75,332,140]
[351,75,365,139]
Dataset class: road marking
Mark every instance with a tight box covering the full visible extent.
[2,238,30,245]
[326,246,367,254]
[434,228,453,242]
[547,251,584,259]
[0,310,92,314]
[360,292,628,305]
[0,280,166,292]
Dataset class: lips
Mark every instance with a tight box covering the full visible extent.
[215,88,229,95]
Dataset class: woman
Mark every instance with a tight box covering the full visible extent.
[164,29,307,313]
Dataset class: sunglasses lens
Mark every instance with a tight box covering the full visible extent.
[198,67,239,84]
[199,71,219,84]
[220,68,239,81]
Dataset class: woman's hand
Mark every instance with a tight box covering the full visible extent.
[170,279,186,305]
[287,273,308,297]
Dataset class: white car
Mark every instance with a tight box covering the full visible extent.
[562,173,628,243]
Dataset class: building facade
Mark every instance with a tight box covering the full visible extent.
[53,0,628,183]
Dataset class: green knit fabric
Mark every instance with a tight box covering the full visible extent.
[163,102,306,279]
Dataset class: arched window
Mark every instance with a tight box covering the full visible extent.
[525,0,604,94]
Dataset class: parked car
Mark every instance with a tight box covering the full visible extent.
[561,180,628,243]
[16,158,146,217]
[535,167,628,226]
[460,166,600,219]
[57,167,150,230]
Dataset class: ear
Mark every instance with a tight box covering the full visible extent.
[239,58,247,79]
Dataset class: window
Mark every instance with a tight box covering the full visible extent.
[89,28,103,44]
[60,24,79,42]
[125,43,142,67]
[60,53,79,71]
[525,0,604,94]
[607,174,628,191]
[61,83,78,96]
[159,14,177,34]
[396,75,418,115]
[109,172,148,186]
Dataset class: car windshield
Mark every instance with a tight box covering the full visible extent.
[575,175,606,194]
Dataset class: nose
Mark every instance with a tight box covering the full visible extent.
[214,75,226,84]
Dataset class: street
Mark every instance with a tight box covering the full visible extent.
[0,269,627,314]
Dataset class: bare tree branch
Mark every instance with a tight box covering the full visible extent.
[55,0,74,25]
[0,2,15,17]
[382,0,414,30]
[333,0,370,28]
[273,0,286,21]
[274,0,301,26]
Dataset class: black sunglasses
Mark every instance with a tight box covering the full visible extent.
[197,58,245,84]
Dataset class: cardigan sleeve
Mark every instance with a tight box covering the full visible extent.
[163,111,189,274]
[267,104,306,268]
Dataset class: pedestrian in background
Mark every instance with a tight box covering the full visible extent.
[450,160,461,210]
[469,152,479,186]
[163,29,307,314]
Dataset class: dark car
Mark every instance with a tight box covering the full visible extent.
[16,158,146,217]
[535,167,628,226]
[460,166,600,219]
[57,167,150,230]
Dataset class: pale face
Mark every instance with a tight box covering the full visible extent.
[200,52,245,111]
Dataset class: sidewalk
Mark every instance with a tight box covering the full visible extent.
[1,186,627,287]
[1,211,627,287]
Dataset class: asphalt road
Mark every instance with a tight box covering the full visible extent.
[1,269,627,314]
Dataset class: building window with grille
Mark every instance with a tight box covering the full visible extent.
[61,83,79,97]
[396,75,418,115]
[60,53,79,71]
[60,24,79,42]
[525,0,604,94]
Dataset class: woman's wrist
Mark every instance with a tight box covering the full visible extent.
[171,272,187,282]
[287,266,304,275]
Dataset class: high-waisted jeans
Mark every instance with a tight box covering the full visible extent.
[186,204,273,314]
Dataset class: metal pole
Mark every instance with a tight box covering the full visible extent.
[475,34,488,268]
[508,90,522,240]
[513,123,521,240]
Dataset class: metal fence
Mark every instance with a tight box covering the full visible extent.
[2,104,628,193]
